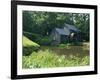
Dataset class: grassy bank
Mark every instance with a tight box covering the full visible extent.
[22,49,89,68]
[22,36,90,68]
[23,36,40,55]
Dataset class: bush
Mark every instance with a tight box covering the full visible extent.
[39,36,52,45]
[23,36,40,55]
[23,32,52,45]
[23,31,42,43]
[58,43,71,49]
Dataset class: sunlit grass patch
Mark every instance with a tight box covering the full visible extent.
[23,36,40,55]
[23,36,40,47]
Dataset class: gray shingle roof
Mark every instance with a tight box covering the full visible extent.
[55,28,70,35]
[54,24,80,36]
[65,23,80,32]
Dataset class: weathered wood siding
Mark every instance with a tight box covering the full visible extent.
[50,30,60,45]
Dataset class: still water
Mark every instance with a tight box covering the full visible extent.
[41,45,89,58]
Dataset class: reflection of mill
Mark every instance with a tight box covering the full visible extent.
[41,45,89,59]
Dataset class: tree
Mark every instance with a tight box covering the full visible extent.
[23,11,90,42]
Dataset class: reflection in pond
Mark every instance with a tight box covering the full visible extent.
[41,45,89,59]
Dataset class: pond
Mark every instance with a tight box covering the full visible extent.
[22,44,90,68]
[41,45,89,59]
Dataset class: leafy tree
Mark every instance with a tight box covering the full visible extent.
[23,11,90,42]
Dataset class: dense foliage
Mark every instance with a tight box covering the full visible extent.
[22,11,90,68]
[22,49,89,68]
[23,11,90,42]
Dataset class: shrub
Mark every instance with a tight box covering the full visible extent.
[23,31,42,42]
[23,36,40,55]
[58,44,67,47]
[39,36,52,45]
[58,43,71,49]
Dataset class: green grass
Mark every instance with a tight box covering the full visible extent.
[22,49,89,68]
[23,36,40,47]
[23,36,40,55]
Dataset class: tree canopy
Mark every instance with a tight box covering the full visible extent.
[23,11,89,41]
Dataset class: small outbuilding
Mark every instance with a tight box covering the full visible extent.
[50,23,81,45]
